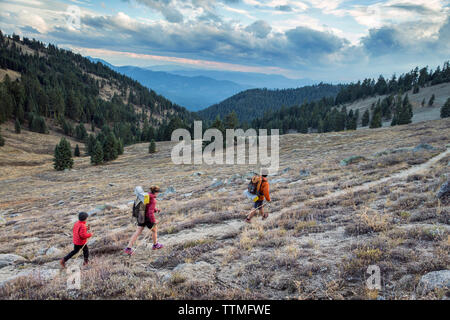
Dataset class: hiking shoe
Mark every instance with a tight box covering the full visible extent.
[245,217,252,223]
[124,247,133,255]
[152,243,163,250]
[59,259,66,269]
[83,260,89,266]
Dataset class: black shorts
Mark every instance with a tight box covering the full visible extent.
[138,219,155,229]
[254,200,263,209]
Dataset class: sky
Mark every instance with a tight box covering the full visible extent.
[0,0,449,82]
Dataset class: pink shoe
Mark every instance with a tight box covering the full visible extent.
[124,247,133,255]
[152,243,163,250]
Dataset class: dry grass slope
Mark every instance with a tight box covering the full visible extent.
[0,118,449,300]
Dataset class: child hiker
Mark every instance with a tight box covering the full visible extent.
[124,185,163,255]
[60,212,92,268]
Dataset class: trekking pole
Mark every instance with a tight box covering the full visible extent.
[73,241,88,259]
[243,202,270,216]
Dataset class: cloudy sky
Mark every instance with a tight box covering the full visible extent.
[0,0,449,82]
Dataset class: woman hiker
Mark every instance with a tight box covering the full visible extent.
[124,185,163,254]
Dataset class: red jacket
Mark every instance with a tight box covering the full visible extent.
[145,193,159,223]
[73,221,92,245]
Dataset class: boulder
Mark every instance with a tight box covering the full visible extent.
[340,155,366,166]
[417,270,450,295]
[413,143,436,152]
[299,169,310,177]
[191,172,204,177]
[437,181,450,200]
[0,254,27,268]
[271,178,288,184]
[210,179,223,188]
[45,247,62,256]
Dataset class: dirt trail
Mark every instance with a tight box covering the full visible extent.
[130,148,450,255]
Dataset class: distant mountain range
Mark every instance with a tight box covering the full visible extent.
[88,58,315,111]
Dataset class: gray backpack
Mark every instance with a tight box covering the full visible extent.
[132,200,146,224]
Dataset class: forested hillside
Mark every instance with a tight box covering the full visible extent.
[198,83,343,124]
[250,62,450,134]
[0,31,195,146]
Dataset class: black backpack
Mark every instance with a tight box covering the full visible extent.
[247,175,263,195]
[132,200,146,224]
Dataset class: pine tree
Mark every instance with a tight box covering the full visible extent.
[86,134,96,156]
[15,118,21,134]
[103,132,118,162]
[91,140,104,165]
[428,94,435,107]
[0,128,5,147]
[370,111,382,128]
[149,139,156,154]
[362,109,370,127]
[441,98,450,118]
[53,138,73,171]
[74,144,80,157]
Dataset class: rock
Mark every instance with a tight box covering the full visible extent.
[45,247,62,256]
[437,181,450,200]
[108,183,115,187]
[58,200,65,205]
[340,155,366,166]
[210,179,223,188]
[0,254,27,268]
[170,261,215,283]
[158,186,176,199]
[0,265,59,288]
[191,172,204,177]
[299,169,310,177]
[413,143,436,152]
[417,270,450,295]
[282,167,291,174]
[218,188,227,193]
[23,237,40,243]
[271,178,288,184]
[182,192,193,198]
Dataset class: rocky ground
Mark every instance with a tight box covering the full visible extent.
[0,118,449,299]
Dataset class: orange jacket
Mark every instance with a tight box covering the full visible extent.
[258,177,270,202]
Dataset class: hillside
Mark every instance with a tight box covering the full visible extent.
[0,31,194,145]
[344,82,450,128]
[0,118,449,299]
[198,84,343,124]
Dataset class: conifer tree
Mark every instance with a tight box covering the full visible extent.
[0,128,5,147]
[53,138,73,171]
[15,118,21,134]
[74,144,80,157]
[103,132,118,162]
[149,139,156,154]
[362,109,370,127]
[428,94,435,107]
[91,140,104,165]
[441,98,450,118]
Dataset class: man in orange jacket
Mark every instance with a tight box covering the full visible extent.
[60,212,92,268]
[246,169,271,223]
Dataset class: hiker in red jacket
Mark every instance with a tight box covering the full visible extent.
[246,168,271,223]
[60,212,92,268]
[124,185,163,255]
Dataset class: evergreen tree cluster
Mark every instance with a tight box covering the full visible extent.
[85,125,124,165]
[0,31,194,144]
[335,63,450,105]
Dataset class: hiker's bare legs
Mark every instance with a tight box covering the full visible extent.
[127,226,144,248]
[151,225,158,245]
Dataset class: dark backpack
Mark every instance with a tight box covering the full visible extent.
[132,200,146,224]
[248,175,263,195]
